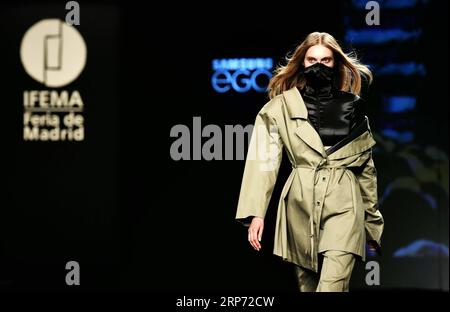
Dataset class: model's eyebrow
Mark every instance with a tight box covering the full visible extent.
[306,56,333,60]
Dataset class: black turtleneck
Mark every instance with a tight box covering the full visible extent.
[297,83,366,147]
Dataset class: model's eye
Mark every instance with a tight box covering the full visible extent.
[308,58,317,63]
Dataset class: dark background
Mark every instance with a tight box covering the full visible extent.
[0,0,448,293]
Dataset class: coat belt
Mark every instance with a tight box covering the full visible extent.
[290,162,349,266]
[291,164,348,184]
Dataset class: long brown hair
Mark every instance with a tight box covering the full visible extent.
[267,32,373,99]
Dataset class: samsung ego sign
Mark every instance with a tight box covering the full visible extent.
[211,58,273,93]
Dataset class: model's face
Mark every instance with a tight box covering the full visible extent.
[304,45,335,68]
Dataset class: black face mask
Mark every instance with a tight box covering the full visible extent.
[301,62,336,88]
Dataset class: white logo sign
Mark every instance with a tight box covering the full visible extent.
[20,18,87,87]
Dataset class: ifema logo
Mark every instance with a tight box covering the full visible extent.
[20,18,86,142]
[20,18,86,87]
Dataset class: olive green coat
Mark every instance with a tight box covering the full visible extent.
[235,86,384,272]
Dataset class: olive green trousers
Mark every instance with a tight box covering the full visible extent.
[294,250,356,292]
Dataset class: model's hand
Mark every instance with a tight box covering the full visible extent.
[248,217,264,251]
[367,240,380,253]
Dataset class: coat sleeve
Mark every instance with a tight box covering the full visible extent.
[356,148,384,245]
[235,105,284,227]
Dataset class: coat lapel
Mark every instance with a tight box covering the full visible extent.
[295,121,327,158]
[283,86,327,158]
[283,86,377,159]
